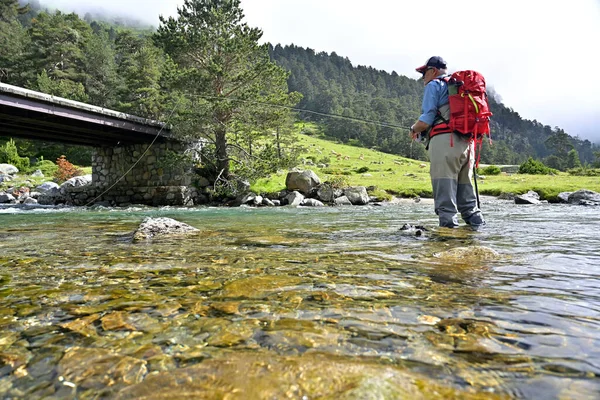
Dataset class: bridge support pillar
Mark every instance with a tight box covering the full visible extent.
[83,141,200,206]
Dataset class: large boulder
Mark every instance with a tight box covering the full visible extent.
[344,186,370,205]
[0,164,18,175]
[568,190,600,205]
[132,217,199,241]
[285,170,321,195]
[514,191,540,205]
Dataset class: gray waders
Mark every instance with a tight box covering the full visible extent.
[428,132,485,229]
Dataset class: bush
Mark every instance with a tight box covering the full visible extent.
[33,159,58,176]
[477,165,501,175]
[567,167,600,176]
[324,175,350,189]
[518,157,557,175]
[54,156,83,183]
[356,166,370,174]
[0,139,30,172]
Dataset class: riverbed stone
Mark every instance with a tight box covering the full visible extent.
[132,217,199,241]
[434,246,500,262]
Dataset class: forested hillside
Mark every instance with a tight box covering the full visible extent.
[270,45,598,167]
[2,0,598,173]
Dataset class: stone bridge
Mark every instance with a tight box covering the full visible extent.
[0,82,201,206]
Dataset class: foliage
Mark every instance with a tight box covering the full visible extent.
[518,157,557,175]
[566,148,582,169]
[567,167,600,176]
[356,166,370,174]
[32,159,57,176]
[154,0,301,181]
[477,165,502,175]
[0,138,29,171]
[54,155,83,182]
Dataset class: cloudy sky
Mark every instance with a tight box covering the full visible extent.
[45,0,600,141]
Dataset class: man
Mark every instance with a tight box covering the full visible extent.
[409,56,485,230]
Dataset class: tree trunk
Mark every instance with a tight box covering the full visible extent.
[215,125,229,179]
[276,127,281,158]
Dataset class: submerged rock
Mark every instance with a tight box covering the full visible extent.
[132,217,199,241]
[434,246,500,262]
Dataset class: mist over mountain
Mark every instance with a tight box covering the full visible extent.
[20,0,157,29]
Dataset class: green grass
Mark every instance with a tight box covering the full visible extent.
[251,124,600,201]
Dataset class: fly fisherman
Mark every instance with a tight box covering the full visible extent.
[409,56,485,230]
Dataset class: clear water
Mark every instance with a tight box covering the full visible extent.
[0,200,599,399]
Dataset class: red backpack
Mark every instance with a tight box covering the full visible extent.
[431,70,493,166]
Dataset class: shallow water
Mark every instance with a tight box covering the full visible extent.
[1,200,599,399]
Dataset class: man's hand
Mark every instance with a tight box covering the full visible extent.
[409,125,419,140]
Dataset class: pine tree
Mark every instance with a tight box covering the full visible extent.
[154,0,300,181]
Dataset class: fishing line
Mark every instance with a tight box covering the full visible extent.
[191,94,413,131]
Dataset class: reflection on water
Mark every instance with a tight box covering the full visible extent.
[1,201,599,399]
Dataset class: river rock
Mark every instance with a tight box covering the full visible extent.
[334,196,352,206]
[302,198,324,207]
[285,191,304,206]
[22,197,38,205]
[31,169,44,178]
[317,185,334,202]
[36,182,60,193]
[567,189,600,205]
[0,193,16,204]
[37,187,63,205]
[59,175,92,193]
[262,198,275,207]
[132,217,199,241]
[514,191,540,205]
[0,164,18,175]
[557,192,572,203]
[285,169,321,195]
[344,186,370,205]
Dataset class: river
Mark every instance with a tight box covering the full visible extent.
[1,200,599,399]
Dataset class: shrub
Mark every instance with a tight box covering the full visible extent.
[34,160,58,176]
[0,139,30,172]
[567,167,600,176]
[356,166,370,174]
[477,165,501,175]
[324,175,350,189]
[54,156,83,183]
[518,157,557,175]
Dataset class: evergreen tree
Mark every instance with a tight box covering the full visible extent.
[566,148,582,169]
[154,0,300,181]
[0,0,29,83]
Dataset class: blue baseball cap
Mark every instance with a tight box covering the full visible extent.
[415,56,447,73]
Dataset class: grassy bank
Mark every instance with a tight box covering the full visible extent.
[251,127,600,201]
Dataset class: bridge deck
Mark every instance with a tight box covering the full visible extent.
[0,83,171,146]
